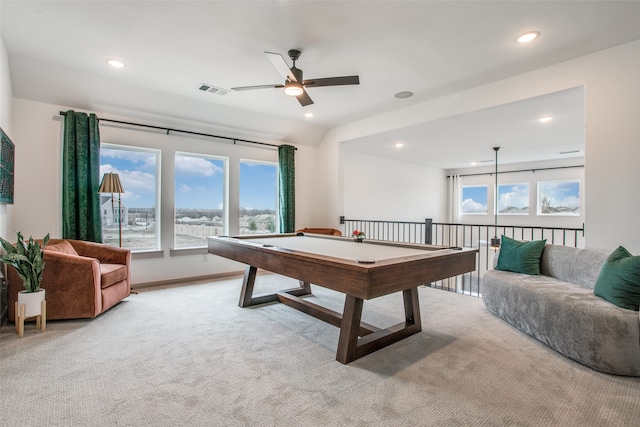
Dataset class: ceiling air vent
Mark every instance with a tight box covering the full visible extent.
[198,83,230,96]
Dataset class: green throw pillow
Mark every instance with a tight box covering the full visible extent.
[594,246,640,311]
[495,236,547,275]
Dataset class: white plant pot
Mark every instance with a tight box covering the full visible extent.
[18,289,46,318]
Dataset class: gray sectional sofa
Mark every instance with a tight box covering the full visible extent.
[483,244,640,376]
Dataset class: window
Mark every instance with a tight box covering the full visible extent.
[239,160,278,234]
[461,185,487,214]
[498,183,529,215]
[100,144,160,250]
[538,180,580,215]
[174,152,227,248]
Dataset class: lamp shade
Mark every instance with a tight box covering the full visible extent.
[98,173,125,194]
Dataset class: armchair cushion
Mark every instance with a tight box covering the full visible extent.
[45,240,78,255]
[100,264,128,289]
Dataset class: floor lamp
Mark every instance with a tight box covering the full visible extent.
[99,172,125,247]
[490,147,501,249]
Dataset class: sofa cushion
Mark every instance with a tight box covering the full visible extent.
[594,246,640,311]
[540,245,608,289]
[44,240,78,256]
[496,236,546,275]
[100,263,128,289]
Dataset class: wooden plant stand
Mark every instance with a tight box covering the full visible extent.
[15,300,46,338]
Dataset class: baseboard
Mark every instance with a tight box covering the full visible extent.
[132,270,246,290]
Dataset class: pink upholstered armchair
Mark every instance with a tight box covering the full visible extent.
[295,227,343,236]
[7,239,131,321]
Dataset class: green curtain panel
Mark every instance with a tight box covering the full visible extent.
[278,144,296,233]
[62,110,102,242]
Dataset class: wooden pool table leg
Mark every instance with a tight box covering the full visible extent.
[336,287,422,364]
[336,295,364,364]
[403,287,422,328]
[239,265,312,308]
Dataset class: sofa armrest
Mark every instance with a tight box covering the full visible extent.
[67,239,130,265]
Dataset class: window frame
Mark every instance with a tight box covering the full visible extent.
[239,158,279,235]
[174,151,228,249]
[497,182,530,215]
[537,179,581,216]
[100,143,161,252]
[460,185,488,215]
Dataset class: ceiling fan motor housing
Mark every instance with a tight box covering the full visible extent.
[290,67,303,83]
[288,49,302,62]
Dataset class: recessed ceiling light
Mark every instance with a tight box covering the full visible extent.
[516,31,540,43]
[538,116,553,123]
[304,112,314,118]
[395,143,404,148]
[470,161,478,166]
[394,91,414,99]
[106,59,125,69]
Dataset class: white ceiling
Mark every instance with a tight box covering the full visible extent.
[344,86,586,169]
[2,1,640,167]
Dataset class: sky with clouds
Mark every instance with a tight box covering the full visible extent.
[461,180,580,215]
[100,148,277,212]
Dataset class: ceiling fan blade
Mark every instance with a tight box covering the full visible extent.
[296,89,314,106]
[303,75,360,88]
[231,84,284,91]
[265,51,297,82]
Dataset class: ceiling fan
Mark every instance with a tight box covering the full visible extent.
[231,49,360,106]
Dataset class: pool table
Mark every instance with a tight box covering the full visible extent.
[208,233,477,364]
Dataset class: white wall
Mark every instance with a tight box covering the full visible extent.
[343,150,446,221]
[318,39,640,253]
[9,98,319,285]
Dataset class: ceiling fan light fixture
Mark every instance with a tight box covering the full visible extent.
[284,82,304,97]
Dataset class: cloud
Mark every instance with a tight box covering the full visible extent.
[498,184,529,210]
[99,165,156,203]
[178,184,191,194]
[559,195,580,208]
[175,155,223,177]
[461,198,486,213]
[101,148,156,170]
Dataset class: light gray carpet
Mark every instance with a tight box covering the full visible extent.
[1,274,639,426]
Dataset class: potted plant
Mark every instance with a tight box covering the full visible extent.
[0,231,50,318]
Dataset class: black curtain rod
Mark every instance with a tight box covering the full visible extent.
[59,111,294,150]
[447,164,584,178]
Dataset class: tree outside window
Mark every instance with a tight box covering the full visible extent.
[538,180,580,215]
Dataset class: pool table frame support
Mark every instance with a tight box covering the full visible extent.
[239,265,422,364]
